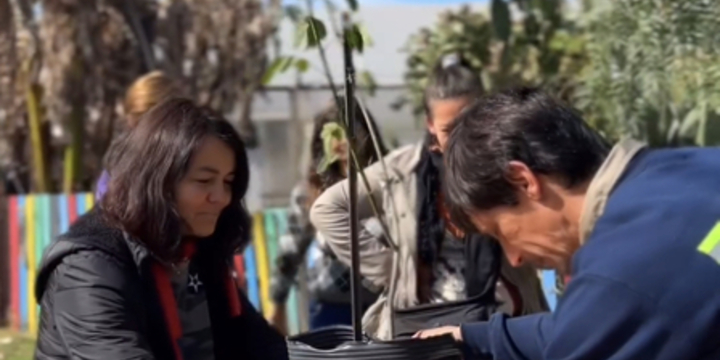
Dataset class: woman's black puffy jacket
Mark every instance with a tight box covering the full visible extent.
[34,209,288,360]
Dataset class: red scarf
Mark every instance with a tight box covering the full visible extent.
[151,242,242,360]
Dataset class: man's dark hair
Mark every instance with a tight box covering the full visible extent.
[444,87,610,231]
[101,98,251,262]
[423,53,485,119]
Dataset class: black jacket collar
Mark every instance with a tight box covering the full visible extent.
[35,208,149,300]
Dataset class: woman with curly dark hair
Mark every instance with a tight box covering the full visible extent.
[35,99,287,360]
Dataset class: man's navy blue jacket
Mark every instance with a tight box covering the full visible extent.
[461,147,720,359]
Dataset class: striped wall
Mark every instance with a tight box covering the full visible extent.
[5,194,308,335]
[6,193,95,334]
[246,208,306,334]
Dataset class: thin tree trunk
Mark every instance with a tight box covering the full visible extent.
[61,59,85,193]
[26,79,51,192]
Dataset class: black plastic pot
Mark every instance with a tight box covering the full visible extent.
[287,325,464,360]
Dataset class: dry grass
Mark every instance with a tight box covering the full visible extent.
[0,329,35,360]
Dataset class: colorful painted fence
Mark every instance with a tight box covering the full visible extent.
[246,208,308,335]
[6,193,96,334]
[5,194,308,335]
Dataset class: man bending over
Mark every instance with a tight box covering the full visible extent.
[416,87,720,360]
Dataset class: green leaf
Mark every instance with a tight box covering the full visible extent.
[307,16,328,47]
[491,0,511,42]
[262,56,295,85]
[295,58,310,73]
[359,71,377,96]
[295,16,327,48]
[318,122,347,173]
[358,23,374,47]
[346,0,358,11]
[345,25,364,52]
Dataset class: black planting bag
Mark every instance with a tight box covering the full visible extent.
[287,325,463,360]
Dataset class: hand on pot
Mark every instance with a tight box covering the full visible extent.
[413,326,463,342]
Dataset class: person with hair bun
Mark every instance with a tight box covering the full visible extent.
[124,70,183,128]
[35,99,288,360]
[310,54,548,340]
[95,70,183,199]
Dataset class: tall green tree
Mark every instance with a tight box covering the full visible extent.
[577,0,720,146]
[399,1,586,121]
